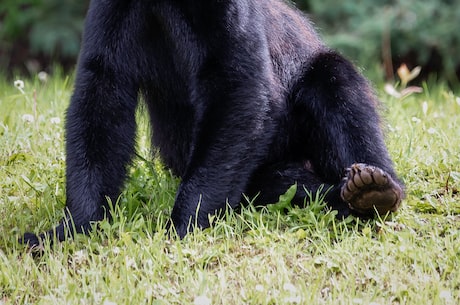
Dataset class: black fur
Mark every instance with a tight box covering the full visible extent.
[21,0,403,246]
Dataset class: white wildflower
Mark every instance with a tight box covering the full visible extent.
[14,79,25,90]
[440,290,452,302]
[22,114,35,123]
[424,156,434,165]
[422,101,428,116]
[456,97,460,106]
[193,295,211,305]
[144,258,154,269]
[240,287,246,299]
[384,83,401,98]
[284,295,301,304]
[427,128,436,134]
[14,80,25,94]
[103,300,117,305]
[321,287,331,298]
[283,283,301,304]
[255,284,264,292]
[73,250,87,265]
[38,71,48,83]
[411,117,421,123]
[112,247,121,255]
[125,256,137,269]
[283,283,297,294]
[50,117,61,124]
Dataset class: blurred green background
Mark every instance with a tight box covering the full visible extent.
[1,0,459,85]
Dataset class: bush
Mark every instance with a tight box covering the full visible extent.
[294,0,460,84]
[0,0,88,73]
[1,0,458,84]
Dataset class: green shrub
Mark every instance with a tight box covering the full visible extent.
[294,0,460,84]
[0,0,88,72]
[1,0,458,84]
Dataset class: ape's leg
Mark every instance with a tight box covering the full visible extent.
[169,53,280,238]
[169,83,276,238]
[21,60,139,248]
[294,51,404,215]
[246,162,402,218]
[255,51,404,216]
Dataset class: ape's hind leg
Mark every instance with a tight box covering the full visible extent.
[246,162,403,218]
[281,51,404,216]
[341,163,403,215]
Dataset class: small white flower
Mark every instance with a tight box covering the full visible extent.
[422,101,428,116]
[73,250,87,264]
[284,295,301,304]
[440,290,452,302]
[112,247,121,255]
[125,256,137,269]
[456,97,460,106]
[427,128,436,134]
[321,287,331,298]
[50,117,61,124]
[255,284,264,292]
[283,283,300,303]
[283,283,297,294]
[384,83,401,98]
[22,114,35,123]
[193,295,211,305]
[38,71,48,83]
[103,300,117,305]
[411,117,421,123]
[14,79,25,90]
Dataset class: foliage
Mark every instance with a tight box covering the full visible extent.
[1,0,459,83]
[0,73,459,303]
[294,0,460,84]
[0,0,88,70]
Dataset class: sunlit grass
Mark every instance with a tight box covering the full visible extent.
[0,72,459,304]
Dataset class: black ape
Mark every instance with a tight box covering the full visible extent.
[22,0,404,246]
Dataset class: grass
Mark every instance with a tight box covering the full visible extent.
[0,71,459,304]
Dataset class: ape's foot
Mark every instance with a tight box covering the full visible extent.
[340,163,403,215]
[19,232,45,256]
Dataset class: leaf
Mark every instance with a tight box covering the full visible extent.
[268,184,297,212]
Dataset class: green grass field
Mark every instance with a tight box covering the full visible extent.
[0,72,459,304]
